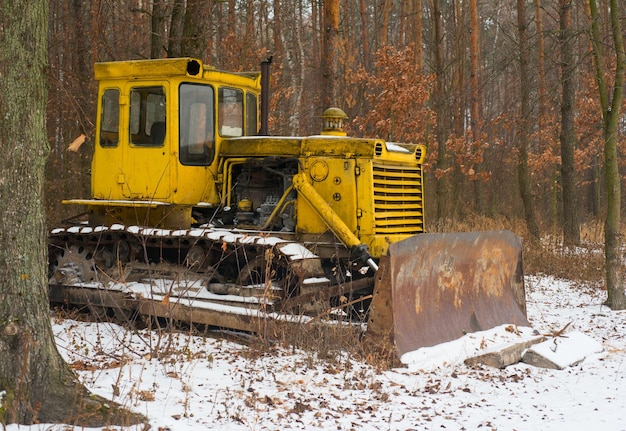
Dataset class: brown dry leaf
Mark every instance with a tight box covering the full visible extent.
[67,134,86,152]
[162,293,170,306]
[70,360,97,371]
[221,241,228,251]
[137,390,155,401]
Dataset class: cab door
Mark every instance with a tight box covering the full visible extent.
[122,83,171,200]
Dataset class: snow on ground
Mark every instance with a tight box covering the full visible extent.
[6,274,626,431]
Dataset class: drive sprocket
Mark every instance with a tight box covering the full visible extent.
[50,245,97,284]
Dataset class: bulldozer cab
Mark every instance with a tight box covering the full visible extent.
[97,83,171,200]
[67,58,262,228]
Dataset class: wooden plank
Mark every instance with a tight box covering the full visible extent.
[464,336,545,368]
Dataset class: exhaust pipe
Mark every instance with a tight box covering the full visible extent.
[259,56,272,135]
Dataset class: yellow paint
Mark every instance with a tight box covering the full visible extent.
[68,58,426,257]
[87,58,261,227]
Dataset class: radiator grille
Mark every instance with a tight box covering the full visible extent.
[372,163,424,234]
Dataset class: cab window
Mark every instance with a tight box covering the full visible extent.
[218,87,243,137]
[129,86,166,147]
[179,83,215,166]
[99,88,120,147]
[246,92,258,135]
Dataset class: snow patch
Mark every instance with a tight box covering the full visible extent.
[523,331,604,369]
[386,142,411,153]
[401,324,538,371]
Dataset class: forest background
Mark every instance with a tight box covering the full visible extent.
[0,0,622,424]
[46,0,625,246]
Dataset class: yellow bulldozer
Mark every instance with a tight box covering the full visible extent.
[48,57,528,358]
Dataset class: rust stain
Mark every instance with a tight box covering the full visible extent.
[388,230,530,356]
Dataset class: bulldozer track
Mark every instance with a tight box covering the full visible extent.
[48,224,374,333]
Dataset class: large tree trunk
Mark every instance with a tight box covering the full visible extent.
[0,0,145,425]
[558,0,580,246]
[516,0,540,240]
[587,0,626,310]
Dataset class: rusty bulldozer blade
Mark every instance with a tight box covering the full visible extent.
[366,230,529,359]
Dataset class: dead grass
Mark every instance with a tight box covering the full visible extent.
[429,216,606,283]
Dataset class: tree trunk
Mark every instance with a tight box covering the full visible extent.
[168,0,186,57]
[322,0,340,108]
[534,0,546,117]
[587,0,626,310]
[433,0,452,222]
[0,1,145,425]
[288,0,305,135]
[182,0,210,59]
[559,0,580,246]
[516,0,540,240]
[379,0,391,47]
[468,0,483,213]
[413,0,423,71]
[452,0,467,215]
[150,0,166,58]
[359,0,371,70]
[273,0,283,58]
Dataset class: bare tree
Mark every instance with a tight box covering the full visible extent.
[359,0,371,70]
[587,0,626,309]
[183,0,211,59]
[322,0,340,108]
[433,0,453,222]
[412,0,423,71]
[535,0,546,116]
[559,0,580,246]
[151,0,167,58]
[169,0,186,57]
[469,0,483,212]
[516,0,540,240]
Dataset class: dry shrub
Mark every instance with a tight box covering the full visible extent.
[428,215,605,282]
[427,214,527,234]
[523,240,604,282]
[271,319,364,361]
